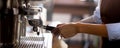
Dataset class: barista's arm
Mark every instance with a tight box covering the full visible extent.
[75,23,108,37]
[58,23,108,38]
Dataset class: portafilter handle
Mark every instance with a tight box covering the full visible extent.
[42,25,55,31]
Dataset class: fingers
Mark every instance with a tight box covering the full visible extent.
[52,24,65,37]
[52,24,78,38]
[52,27,61,36]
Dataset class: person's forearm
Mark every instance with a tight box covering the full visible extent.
[74,23,108,37]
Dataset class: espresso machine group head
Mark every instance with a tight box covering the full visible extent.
[22,4,55,35]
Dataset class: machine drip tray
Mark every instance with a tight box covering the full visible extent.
[0,33,53,48]
[16,37,45,48]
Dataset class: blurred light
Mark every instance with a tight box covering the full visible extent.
[80,0,86,2]
[94,0,99,4]
[48,21,62,27]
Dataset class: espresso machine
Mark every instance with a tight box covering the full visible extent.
[0,0,54,48]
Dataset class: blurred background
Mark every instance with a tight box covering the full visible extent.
[46,0,101,48]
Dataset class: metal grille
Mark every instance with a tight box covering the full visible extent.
[16,37,45,48]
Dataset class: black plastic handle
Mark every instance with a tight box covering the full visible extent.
[43,25,55,31]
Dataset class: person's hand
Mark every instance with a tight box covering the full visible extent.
[52,24,78,38]
[52,24,64,37]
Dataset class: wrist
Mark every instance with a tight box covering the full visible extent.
[74,23,85,33]
[70,24,79,33]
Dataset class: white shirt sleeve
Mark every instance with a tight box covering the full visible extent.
[92,5,102,24]
[106,23,120,40]
[93,0,119,40]
[86,0,120,40]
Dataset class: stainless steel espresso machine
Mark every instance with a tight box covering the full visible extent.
[0,0,54,48]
